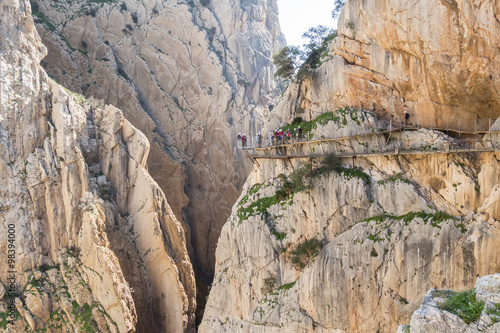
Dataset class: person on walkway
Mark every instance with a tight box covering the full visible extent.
[404,110,410,127]
[257,131,262,147]
[279,129,284,145]
[294,128,297,142]
[286,129,291,143]
[298,126,303,141]
[242,134,247,147]
[236,132,242,147]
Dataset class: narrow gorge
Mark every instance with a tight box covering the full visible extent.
[0,0,499,331]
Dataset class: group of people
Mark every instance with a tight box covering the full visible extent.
[236,126,304,148]
[237,110,412,149]
[269,127,302,146]
[236,133,248,147]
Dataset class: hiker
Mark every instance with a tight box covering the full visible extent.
[286,129,291,143]
[242,134,247,147]
[236,132,242,147]
[258,132,263,147]
[298,126,303,141]
[274,129,278,145]
[279,129,284,144]
[404,110,410,127]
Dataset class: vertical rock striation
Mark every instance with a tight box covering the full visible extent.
[30,0,285,288]
[0,0,195,331]
[200,116,500,332]
[268,0,500,132]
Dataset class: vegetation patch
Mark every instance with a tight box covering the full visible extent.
[281,106,364,138]
[486,303,500,323]
[30,2,57,32]
[377,173,411,185]
[72,301,99,332]
[363,211,455,227]
[290,238,323,270]
[436,289,484,324]
[277,281,296,293]
[261,274,277,295]
[334,166,371,185]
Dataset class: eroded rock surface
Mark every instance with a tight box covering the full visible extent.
[200,114,500,332]
[0,0,195,331]
[31,0,285,284]
[268,0,500,132]
[404,274,500,333]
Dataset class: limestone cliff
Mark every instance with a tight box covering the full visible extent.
[30,0,285,288]
[200,112,500,332]
[0,0,195,331]
[399,274,500,332]
[199,0,500,330]
[268,0,500,132]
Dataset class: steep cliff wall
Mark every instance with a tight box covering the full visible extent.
[400,274,500,332]
[200,115,500,332]
[30,0,285,285]
[199,0,500,331]
[269,0,500,132]
[0,0,195,331]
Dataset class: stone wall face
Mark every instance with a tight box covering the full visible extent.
[0,0,195,331]
[31,0,285,283]
[200,0,500,325]
[200,130,500,332]
[267,0,500,133]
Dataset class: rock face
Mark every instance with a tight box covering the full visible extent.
[404,273,500,332]
[0,0,195,331]
[199,111,500,332]
[30,0,285,286]
[268,0,500,132]
[199,0,500,331]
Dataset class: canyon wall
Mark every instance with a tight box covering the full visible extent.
[30,0,285,286]
[268,0,500,132]
[0,0,195,331]
[200,115,500,332]
[201,0,500,331]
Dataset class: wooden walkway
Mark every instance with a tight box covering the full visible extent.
[241,125,499,160]
[245,147,498,160]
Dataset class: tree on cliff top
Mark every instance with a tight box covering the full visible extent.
[273,46,301,80]
[331,0,346,19]
[273,26,337,82]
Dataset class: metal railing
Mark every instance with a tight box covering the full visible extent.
[240,123,500,159]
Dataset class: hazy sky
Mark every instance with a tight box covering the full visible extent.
[277,0,338,47]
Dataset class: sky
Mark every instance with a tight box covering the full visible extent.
[277,0,338,47]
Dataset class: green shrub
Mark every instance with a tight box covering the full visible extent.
[277,281,296,292]
[437,289,484,324]
[320,153,341,173]
[290,238,323,270]
[261,274,277,295]
[377,172,411,185]
[334,166,371,185]
[486,303,500,323]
